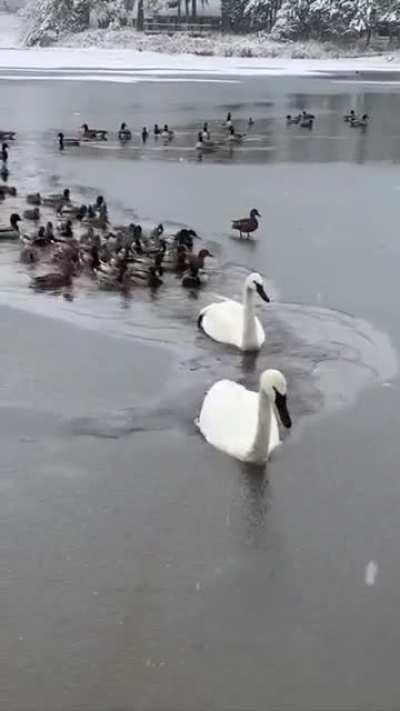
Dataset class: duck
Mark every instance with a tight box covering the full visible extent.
[161,125,174,142]
[188,248,213,273]
[232,208,260,239]
[0,184,17,198]
[32,222,55,247]
[1,142,8,163]
[0,213,22,240]
[350,113,369,128]
[20,245,39,264]
[42,188,71,207]
[181,270,208,289]
[224,112,233,129]
[149,223,164,244]
[23,207,40,221]
[227,126,245,144]
[154,124,161,138]
[198,272,269,351]
[196,132,216,154]
[197,369,292,465]
[202,122,210,140]
[286,114,302,125]
[302,110,315,121]
[58,132,80,149]
[300,117,314,129]
[142,127,149,143]
[118,122,132,141]
[26,192,41,206]
[57,219,73,238]
[344,110,356,122]
[0,130,16,140]
[175,228,198,250]
[81,124,108,141]
[59,204,87,221]
[248,117,255,127]
[31,259,75,291]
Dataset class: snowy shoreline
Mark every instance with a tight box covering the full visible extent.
[1,45,400,81]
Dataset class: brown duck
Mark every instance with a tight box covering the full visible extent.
[31,259,74,290]
[232,208,261,239]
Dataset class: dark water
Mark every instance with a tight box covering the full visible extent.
[2,72,400,710]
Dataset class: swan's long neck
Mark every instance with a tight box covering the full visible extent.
[249,390,272,463]
[241,286,258,350]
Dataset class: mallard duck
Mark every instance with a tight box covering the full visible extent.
[188,248,213,273]
[20,245,39,264]
[232,208,260,239]
[0,213,22,240]
[0,131,16,141]
[161,125,174,142]
[59,203,87,220]
[58,133,80,150]
[181,270,208,289]
[1,143,9,163]
[350,113,369,128]
[286,114,302,125]
[196,133,216,154]
[154,124,161,137]
[81,124,108,141]
[300,117,314,129]
[57,219,73,238]
[32,223,54,247]
[248,117,254,127]
[23,207,40,221]
[142,127,149,143]
[31,259,74,291]
[175,228,198,250]
[26,192,41,206]
[118,122,132,142]
[0,185,17,200]
[344,110,356,123]
[302,110,315,121]
[149,223,164,243]
[42,188,71,207]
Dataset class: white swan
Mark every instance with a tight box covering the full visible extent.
[198,272,269,351]
[198,369,292,465]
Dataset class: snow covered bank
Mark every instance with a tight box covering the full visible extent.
[0,44,400,81]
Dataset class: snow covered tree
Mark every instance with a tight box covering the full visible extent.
[245,0,282,32]
[350,0,377,44]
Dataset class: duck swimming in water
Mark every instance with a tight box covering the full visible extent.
[232,208,260,239]
[1,142,8,163]
[31,258,75,291]
[23,207,40,221]
[0,213,22,240]
[81,124,108,141]
[286,114,302,125]
[58,133,80,150]
[350,113,369,128]
[142,127,149,143]
[175,228,198,250]
[26,192,41,206]
[0,131,15,141]
[118,122,132,141]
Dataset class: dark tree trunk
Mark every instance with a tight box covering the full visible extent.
[137,0,144,30]
[192,0,197,19]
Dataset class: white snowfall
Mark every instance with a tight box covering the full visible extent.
[2,11,400,80]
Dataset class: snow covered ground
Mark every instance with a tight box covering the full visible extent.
[1,44,400,81]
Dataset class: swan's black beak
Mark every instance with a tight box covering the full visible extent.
[274,390,292,429]
[256,283,270,303]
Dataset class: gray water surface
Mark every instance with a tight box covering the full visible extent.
[1,73,400,711]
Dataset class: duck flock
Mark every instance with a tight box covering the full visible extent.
[0,106,363,465]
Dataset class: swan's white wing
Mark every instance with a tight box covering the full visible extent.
[199,380,258,461]
[200,300,264,349]
[268,408,281,454]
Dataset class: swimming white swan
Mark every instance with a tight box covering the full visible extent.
[198,369,292,465]
[198,272,269,351]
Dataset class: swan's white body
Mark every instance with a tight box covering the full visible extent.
[199,272,268,351]
[198,370,291,464]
